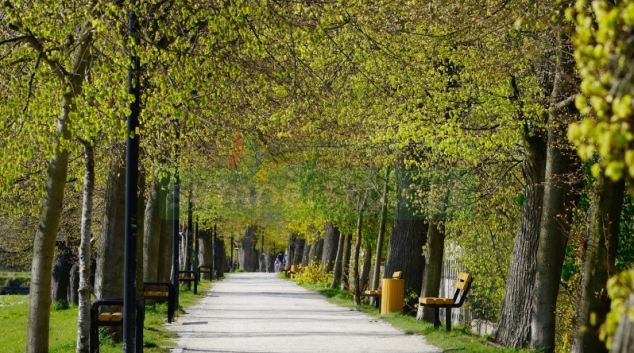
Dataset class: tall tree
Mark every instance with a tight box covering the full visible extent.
[371,169,390,292]
[418,221,446,322]
[352,189,370,305]
[94,149,126,341]
[322,222,340,272]
[143,178,162,282]
[76,142,94,353]
[156,175,173,283]
[11,12,95,352]
[531,28,583,352]
[493,78,548,348]
[340,233,352,291]
[330,228,346,288]
[572,176,625,353]
[384,162,427,297]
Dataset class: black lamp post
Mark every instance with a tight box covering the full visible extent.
[123,0,141,351]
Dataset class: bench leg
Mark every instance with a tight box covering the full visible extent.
[434,307,440,328]
[445,307,451,332]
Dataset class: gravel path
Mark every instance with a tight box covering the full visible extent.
[167,272,442,353]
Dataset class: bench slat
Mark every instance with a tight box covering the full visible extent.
[144,291,169,297]
[454,281,469,291]
[364,290,382,295]
[98,313,112,322]
[111,312,123,322]
[457,272,472,282]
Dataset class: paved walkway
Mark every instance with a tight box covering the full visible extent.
[167,272,441,353]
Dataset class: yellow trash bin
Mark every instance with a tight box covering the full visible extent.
[381,278,404,314]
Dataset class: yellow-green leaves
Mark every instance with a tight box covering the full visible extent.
[568,0,634,181]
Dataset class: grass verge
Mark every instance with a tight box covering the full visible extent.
[0,272,30,280]
[292,280,534,353]
[0,278,217,353]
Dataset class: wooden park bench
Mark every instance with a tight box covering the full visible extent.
[363,271,403,308]
[143,282,176,323]
[89,299,143,353]
[285,265,301,278]
[418,272,473,332]
[178,270,198,294]
[198,265,214,281]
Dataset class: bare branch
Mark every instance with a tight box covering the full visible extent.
[0,35,27,46]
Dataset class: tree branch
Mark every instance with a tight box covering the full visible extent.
[0,35,27,46]
[550,94,577,112]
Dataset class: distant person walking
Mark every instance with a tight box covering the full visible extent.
[275,252,285,273]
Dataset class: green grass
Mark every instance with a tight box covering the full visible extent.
[0,272,30,279]
[0,272,30,284]
[0,278,217,353]
[295,282,535,353]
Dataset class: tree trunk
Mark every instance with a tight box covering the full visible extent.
[239,227,256,272]
[384,162,427,297]
[302,241,311,266]
[156,176,172,283]
[69,264,79,306]
[360,242,372,293]
[25,26,92,353]
[76,141,94,353]
[610,298,634,353]
[322,222,340,272]
[94,149,126,341]
[531,120,581,351]
[308,237,323,266]
[572,176,625,353]
[530,27,584,351]
[179,231,186,271]
[371,170,390,306]
[143,178,161,282]
[341,234,352,291]
[198,229,213,280]
[266,253,275,272]
[218,239,226,277]
[372,169,390,291]
[51,242,72,304]
[330,229,346,288]
[185,193,193,288]
[294,239,306,266]
[493,122,547,348]
[136,172,146,301]
[89,258,96,295]
[353,190,370,305]
[418,221,446,322]
[287,234,296,269]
